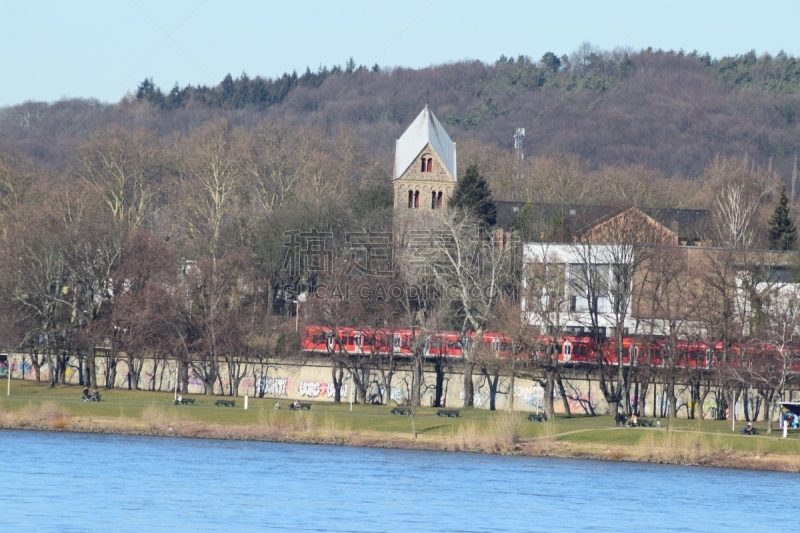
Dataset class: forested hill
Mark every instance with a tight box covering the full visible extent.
[3,45,800,180]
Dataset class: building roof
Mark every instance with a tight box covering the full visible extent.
[395,105,456,180]
[495,201,712,242]
[494,201,617,232]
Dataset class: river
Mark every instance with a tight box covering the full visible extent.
[2,429,794,532]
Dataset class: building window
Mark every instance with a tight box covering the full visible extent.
[427,158,433,172]
[414,190,419,208]
[421,158,426,172]
[408,190,413,208]
[437,191,443,207]
[421,156,433,173]
[431,191,437,209]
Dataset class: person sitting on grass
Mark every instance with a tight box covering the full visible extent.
[90,390,99,402]
[630,414,638,427]
[292,400,301,410]
[82,386,90,401]
[741,422,755,435]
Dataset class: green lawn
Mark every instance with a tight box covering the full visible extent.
[2,378,799,456]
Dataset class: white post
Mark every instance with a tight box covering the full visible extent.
[174,362,179,401]
[244,395,249,410]
[349,375,354,412]
[6,358,10,397]
[783,419,788,438]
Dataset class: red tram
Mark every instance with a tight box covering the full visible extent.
[302,325,800,371]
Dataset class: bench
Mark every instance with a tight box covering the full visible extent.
[214,400,236,408]
[436,409,460,418]
[639,419,653,427]
[290,402,311,411]
[527,413,547,422]
[391,407,412,416]
[174,398,195,405]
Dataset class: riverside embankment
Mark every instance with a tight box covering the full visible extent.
[2,380,799,472]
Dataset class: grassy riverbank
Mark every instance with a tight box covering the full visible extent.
[2,380,799,472]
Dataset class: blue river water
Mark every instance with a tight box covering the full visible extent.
[2,429,796,532]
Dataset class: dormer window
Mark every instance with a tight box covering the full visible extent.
[421,156,433,172]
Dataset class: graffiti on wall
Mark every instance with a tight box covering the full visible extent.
[514,386,544,408]
[298,380,349,399]
[256,377,289,397]
[459,391,489,407]
[390,387,404,402]
[569,392,596,412]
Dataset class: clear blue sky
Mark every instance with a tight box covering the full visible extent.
[2,0,799,106]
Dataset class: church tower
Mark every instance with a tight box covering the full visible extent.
[393,105,457,210]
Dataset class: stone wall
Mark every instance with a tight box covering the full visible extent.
[6,352,791,420]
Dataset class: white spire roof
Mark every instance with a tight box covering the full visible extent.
[395,105,456,180]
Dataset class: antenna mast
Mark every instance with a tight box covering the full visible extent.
[514,127,525,161]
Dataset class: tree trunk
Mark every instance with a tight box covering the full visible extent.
[608,400,619,420]
[332,364,343,403]
[410,352,423,406]
[88,349,98,391]
[31,350,42,383]
[462,359,475,408]
[667,378,677,419]
[509,372,516,411]
[543,370,555,418]
[434,358,445,407]
[48,349,56,388]
[127,357,140,391]
[481,368,499,411]
[763,393,773,434]
[556,374,571,416]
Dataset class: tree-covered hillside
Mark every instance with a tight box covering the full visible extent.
[2,44,800,181]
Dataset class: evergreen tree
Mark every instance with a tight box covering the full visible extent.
[768,186,797,250]
[514,202,537,241]
[448,164,496,226]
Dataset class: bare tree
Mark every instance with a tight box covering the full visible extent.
[523,244,576,417]
[708,156,774,249]
[427,209,514,408]
[74,126,163,228]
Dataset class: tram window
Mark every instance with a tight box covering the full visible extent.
[578,346,587,356]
